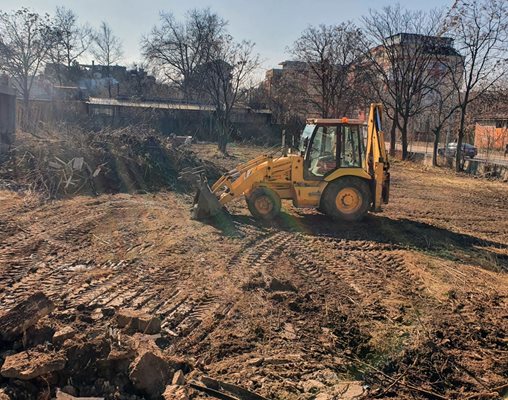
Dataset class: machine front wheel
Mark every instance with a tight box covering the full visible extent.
[246,187,281,220]
[321,177,371,221]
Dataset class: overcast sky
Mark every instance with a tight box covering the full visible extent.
[2,0,451,73]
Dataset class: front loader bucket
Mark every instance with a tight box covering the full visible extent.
[192,182,224,220]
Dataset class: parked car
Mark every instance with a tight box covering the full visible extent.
[438,142,477,158]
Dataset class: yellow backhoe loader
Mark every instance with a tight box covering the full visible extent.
[190,103,390,222]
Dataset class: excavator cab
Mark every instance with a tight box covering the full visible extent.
[190,103,390,222]
[301,121,365,179]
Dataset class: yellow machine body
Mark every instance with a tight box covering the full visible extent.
[193,103,390,221]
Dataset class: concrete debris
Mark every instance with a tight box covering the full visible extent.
[53,326,76,344]
[162,385,189,400]
[0,350,66,380]
[129,351,173,399]
[116,309,161,334]
[55,389,104,400]
[282,323,297,340]
[0,292,54,341]
[172,369,185,385]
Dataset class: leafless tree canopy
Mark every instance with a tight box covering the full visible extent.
[196,38,260,152]
[142,8,228,98]
[360,5,445,159]
[52,7,92,68]
[91,21,123,97]
[92,22,123,67]
[290,22,363,118]
[0,8,54,108]
[142,8,259,152]
[440,0,508,170]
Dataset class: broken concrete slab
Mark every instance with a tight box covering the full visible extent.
[0,350,66,380]
[116,309,161,334]
[0,292,54,341]
[129,351,173,399]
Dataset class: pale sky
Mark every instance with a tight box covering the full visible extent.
[1,0,451,74]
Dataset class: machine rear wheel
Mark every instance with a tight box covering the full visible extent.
[322,177,371,221]
[246,187,281,220]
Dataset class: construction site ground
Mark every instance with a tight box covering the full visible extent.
[1,143,507,399]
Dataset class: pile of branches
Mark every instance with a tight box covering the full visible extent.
[0,124,220,198]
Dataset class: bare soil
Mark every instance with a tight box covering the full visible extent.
[0,143,507,399]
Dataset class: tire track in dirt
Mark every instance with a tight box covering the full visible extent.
[0,211,108,292]
[272,233,428,321]
[173,229,290,353]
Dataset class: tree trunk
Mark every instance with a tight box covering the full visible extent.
[389,117,397,157]
[217,117,229,154]
[107,65,112,99]
[455,104,467,172]
[432,128,440,167]
[401,118,409,160]
[22,90,31,132]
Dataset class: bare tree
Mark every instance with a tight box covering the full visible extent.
[196,38,260,153]
[440,0,508,171]
[142,8,227,99]
[289,23,363,118]
[49,6,92,84]
[361,5,447,159]
[92,22,123,98]
[0,8,54,121]
[426,80,460,166]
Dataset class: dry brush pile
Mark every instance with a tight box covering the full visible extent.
[0,124,221,198]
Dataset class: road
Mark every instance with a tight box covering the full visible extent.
[388,141,508,166]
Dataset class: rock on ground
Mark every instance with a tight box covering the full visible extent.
[0,350,66,380]
[53,326,76,344]
[116,309,161,334]
[162,385,189,400]
[55,389,104,399]
[129,351,173,399]
[172,369,185,385]
[0,292,54,341]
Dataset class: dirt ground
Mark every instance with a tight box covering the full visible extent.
[0,143,507,399]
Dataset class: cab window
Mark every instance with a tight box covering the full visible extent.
[299,124,316,153]
[340,125,362,167]
[307,126,337,177]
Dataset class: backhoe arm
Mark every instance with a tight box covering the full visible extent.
[364,103,390,211]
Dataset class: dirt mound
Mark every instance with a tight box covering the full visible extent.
[0,125,221,198]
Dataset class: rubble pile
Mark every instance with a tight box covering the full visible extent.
[0,126,221,198]
[0,293,194,400]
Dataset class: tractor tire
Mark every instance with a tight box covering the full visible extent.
[246,187,281,220]
[321,177,371,221]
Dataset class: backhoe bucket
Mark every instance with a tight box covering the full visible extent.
[192,182,223,220]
